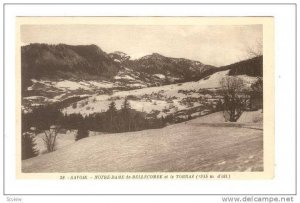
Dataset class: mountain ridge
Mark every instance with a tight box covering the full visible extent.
[21,43,217,90]
[21,43,121,92]
[21,43,262,94]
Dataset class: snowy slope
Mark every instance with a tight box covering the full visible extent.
[22,115,263,172]
[63,70,258,117]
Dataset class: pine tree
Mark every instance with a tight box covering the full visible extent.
[121,98,131,113]
[121,98,132,131]
[75,126,89,141]
[108,101,117,113]
[21,132,38,160]
[106,101,117,132]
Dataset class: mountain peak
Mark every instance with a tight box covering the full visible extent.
[21,43,120,91]
[109,51,130,62]
[111,51,127,56]
[139,53,166,60]
[151,53,164,57]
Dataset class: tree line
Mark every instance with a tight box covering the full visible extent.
[21,98,168,160]
[22,98,166,134]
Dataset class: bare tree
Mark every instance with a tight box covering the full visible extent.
[42,125,59,152]
[245,40,263,111]
[245,40,263,59]
[220,77,249,122]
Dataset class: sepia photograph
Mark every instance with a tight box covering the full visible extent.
[3,1,298,199]
[17,17,272,175]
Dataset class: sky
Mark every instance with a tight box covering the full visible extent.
[21,24,262,67]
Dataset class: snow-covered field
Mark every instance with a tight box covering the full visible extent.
[28,79,116,91]
[23,69,258,115]
[62,70,258,117]
[22,111,263,172]
[23,69,157,109]
[34,130,77,155]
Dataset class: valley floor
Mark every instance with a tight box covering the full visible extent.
[22,112,263,173]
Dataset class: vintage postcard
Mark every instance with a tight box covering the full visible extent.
[16,17,274,179]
